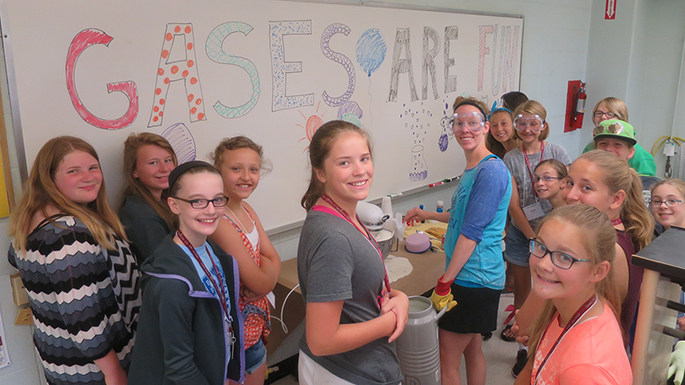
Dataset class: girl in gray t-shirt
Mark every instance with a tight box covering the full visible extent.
[297,120,409,385]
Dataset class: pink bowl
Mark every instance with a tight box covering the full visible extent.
[405,232,431,254]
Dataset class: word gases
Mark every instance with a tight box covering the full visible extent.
[66,20,519,130]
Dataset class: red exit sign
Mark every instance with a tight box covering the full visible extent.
[605,0,616,19]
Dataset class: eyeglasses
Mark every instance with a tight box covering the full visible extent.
[173,196,229,209]
[514,115,545,132]
[592,122,624,137]
[593,111,618,119]
[529,239,591,270]
[650,199,683,208]
[449,112,485,133]
[533,175,564,183]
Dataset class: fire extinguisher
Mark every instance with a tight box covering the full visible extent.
[572,82,587,130]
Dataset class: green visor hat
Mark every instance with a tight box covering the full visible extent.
[592,119,637,146]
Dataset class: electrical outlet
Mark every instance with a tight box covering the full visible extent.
[664,140,676,157]
[15,308,33,325]
[10,273,29,306]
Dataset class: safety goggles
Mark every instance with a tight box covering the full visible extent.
[592,122,624,137]
[514,114,545,132]
[449,112,485,133]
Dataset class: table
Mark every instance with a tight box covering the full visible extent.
[630,226,685,385]
[268,223,447,358]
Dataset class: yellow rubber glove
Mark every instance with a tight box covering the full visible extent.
[431,275,457,312]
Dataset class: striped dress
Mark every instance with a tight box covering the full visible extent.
[8,215,142,385]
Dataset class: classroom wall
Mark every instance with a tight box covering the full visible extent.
[584,0,685,178]
[0,0,647,383]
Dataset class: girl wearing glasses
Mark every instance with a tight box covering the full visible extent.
[406,97,512,385]
[651,179,685,230]
[119,132,178,263]
[514,204,631,385]
[128,161,245,385]
[502,100,571,375]
[564,150,653,347]
[533,159,568,209]
[583,97,656,177]
[8,136,142,385]
[209,137,280,385]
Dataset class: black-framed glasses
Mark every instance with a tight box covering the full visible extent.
[593,111,618,119]
[592,122,624,137]
[650,199,683,208]
[173,196,228,209]
[533,176,564,183]
[529,239,591,270]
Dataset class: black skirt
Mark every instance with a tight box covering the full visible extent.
[437,283,501,334]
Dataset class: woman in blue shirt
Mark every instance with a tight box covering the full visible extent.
[406,97,512,385]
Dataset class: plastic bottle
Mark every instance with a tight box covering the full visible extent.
[436,200,444,213]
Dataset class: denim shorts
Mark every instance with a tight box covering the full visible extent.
[245,338,267,374]
[503,225,530,267]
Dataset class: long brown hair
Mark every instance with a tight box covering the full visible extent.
[301,120,372,211]
[486,108,520,158]
[10,136,127,252]
[577,150,653,251]
[527,204,621,359]
[121,132,178,230]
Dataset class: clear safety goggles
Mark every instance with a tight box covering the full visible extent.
[449,112,486,133]
[514,114,545,132]
[592,122,624,137]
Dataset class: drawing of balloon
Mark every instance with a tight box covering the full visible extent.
[356,28,386,77]
[162,122,196,163]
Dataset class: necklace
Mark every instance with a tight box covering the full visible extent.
[611,218,623,226]
[225,204,253,233]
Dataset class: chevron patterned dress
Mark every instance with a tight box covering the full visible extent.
[8,215,142,385]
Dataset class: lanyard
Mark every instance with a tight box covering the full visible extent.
[176,230,230,320]
[533,294,598,384]
[524,141,545,199]
[320,195,392,293]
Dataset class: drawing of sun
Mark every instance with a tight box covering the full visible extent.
[297,101,326,151]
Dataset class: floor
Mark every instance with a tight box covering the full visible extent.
[270,292,519,385]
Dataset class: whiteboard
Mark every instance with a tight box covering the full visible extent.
[0,0,522,231]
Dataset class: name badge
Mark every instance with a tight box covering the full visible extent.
[523,202,545,221]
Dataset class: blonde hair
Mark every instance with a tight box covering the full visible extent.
[301,120,372,211]
[121,132,178,230]
[513,100,550,141]
[10,136,127,252]
[528,204,621,359]
[651,178,685,199]
[577,150,654,251]
[592,97,629,122]
[486,109,520,158]
[211,135,272,176]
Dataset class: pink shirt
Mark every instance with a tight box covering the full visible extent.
[530,300,632,385]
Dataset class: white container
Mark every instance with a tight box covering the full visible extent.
[395,296,447,385]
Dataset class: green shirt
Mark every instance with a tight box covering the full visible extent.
[583,142,656,177]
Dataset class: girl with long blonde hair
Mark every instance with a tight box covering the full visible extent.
[514,204,631,384]
[9,136,141,385]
